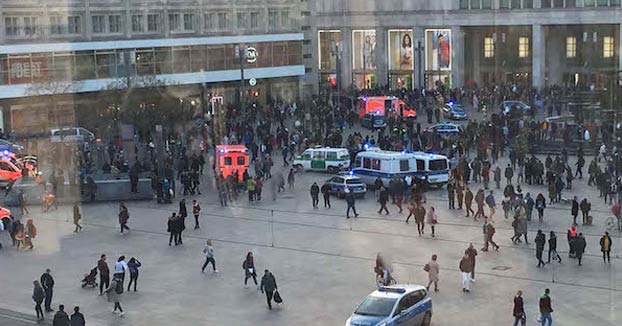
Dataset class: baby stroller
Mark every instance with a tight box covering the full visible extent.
[81,267,98,288]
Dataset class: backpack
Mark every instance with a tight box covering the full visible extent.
[115,280,124,294]
[242,260,247,270]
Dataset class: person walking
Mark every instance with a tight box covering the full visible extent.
[72,204,82,233]
[466,243,477,281]
[310,182,320,209]
[474,189,486,220]
[459,251,473,293]
[378,187,390,215]
[105,276,124,316]
[414,204,426,236]
[535,193,546,223]
[575,233,587,266]
[260,269,278,310]
[446,180,455,209]
[547,231,562,264]
[579,198,591,225]
[482,220,499,251]
[201,240,218,273]
[98,254,110,296]
[192,200,201,229]
[243,252,258,287]
[126,257,141,292]
[464,187,475,217]
[70,306,85,326]
[571,196,579,225]
[247,177,256,201]
[535,230,546,268]
[539,288,553,326]
[493,166,502,189]
[52,304,70,326]
[287,168,295,189]
[512,290,526,326]
[485,191,496,220]
[600,231,613,263]
[118,202,130,234]
[345,187,359,218]
[425,254,439,292]
[427,206,438,237]
[455,181,464,209]
[177,203,186,245]
[18,189,29,214]
[40,268,55,312]
[321,182,331,208]
[505,164,514,185]
[24,218,37,250]
[32,280,45,321]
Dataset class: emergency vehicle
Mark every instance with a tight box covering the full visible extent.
[0,157,22,188]
[357,96,417,119]
[215,145,249,182]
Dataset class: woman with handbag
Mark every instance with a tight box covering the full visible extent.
[424,254,439,292]
[243,252,258,287]
[427,207,438,237]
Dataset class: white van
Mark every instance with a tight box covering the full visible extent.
[352,149,449,187]
[412,151,450,186]
[292,147,350,173]
[50,127,95,144]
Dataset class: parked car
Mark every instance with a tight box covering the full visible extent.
[442,102,468,120]
[50,127,95,144]
[427,122,465,135]
[500,100,532,115]
[323,174,367,198]
[346,285,433,326]
[361,113,387,130]
[0,139,24,153]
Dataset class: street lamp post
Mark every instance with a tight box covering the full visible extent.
[236,44,246,113]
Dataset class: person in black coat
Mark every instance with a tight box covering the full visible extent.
[570,197,579,225]
[310,182,320,209]
[260,269,278,310]
[378,187,390,215]
[534,230,546,268]
[70,306,85,326]
[40,269,55,312]
[52,304,70,326]
[320,183,331,208]
[178,200,187,244]
[32,280,45,321]
[574,233,587,266]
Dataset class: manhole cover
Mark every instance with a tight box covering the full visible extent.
[492,266,512,271]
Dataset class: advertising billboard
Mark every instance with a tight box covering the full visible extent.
[425,29,451,71]
[352,30,376,70]
[388,30,413,71]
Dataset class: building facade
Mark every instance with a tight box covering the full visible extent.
[308,0,622,92]
[0,0,306,135]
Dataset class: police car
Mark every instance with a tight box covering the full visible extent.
[323,174,367,198]
[346,285,432,326]
[427,122,465,135]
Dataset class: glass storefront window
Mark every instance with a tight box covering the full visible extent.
[74,51,96,80]
[318,30,341,71]
[136,49,155,75]
[95,51,116,78]
[272,43,287,67]
[207,46,225,71]
[288,41,303,65]
[172,47,190,73]
[154,47,172,74]
[190,45,207,72]
[352,30,377,71]
[52,53,74,81]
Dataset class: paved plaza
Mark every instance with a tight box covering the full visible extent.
[0,151,621,326]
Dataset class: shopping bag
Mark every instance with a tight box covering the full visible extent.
[273,290,283,303]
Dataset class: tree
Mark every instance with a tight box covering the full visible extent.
[26,78,83,130]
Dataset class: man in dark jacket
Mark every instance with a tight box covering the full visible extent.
[310,182,320,209]
[260,269,278,310]
[70,306,85,326]
[52,304,70,326]
[320,183,331,208]
[505,164,514,185]
[579,198,591,225]
[98,254,110,295]
[40,269,55,312]
[535,230,546,268]
[574,233,587,266]
[539,288,553,325]
[571,197,579,225]
[513,290,526,326]
[378,187,390,215]
[345,187,358,218]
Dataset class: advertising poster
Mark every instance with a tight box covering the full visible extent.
[388,30,413,71]
[425,29,451,71]
[352,30,376,70]
[318,30,341,71]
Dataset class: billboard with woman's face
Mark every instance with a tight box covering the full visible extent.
[425,29,451,71]
[388,30,413,71]
[352,30,376,70]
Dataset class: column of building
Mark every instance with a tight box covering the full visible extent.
[374,26,388,88]
[413,28,425,89]
[451,25,465,88]
[532,24,545,88]
[340,27,352,90]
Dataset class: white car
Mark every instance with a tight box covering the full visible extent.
[293,147,350,173]
[50,127,95,144]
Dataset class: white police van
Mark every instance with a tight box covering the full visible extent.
[352,149,449,188]
[346,285,433,326]
[293,147,350,173]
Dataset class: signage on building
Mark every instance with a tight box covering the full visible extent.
[246,47,258,63]
[249,78,257,86]
[6,57,47,84]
